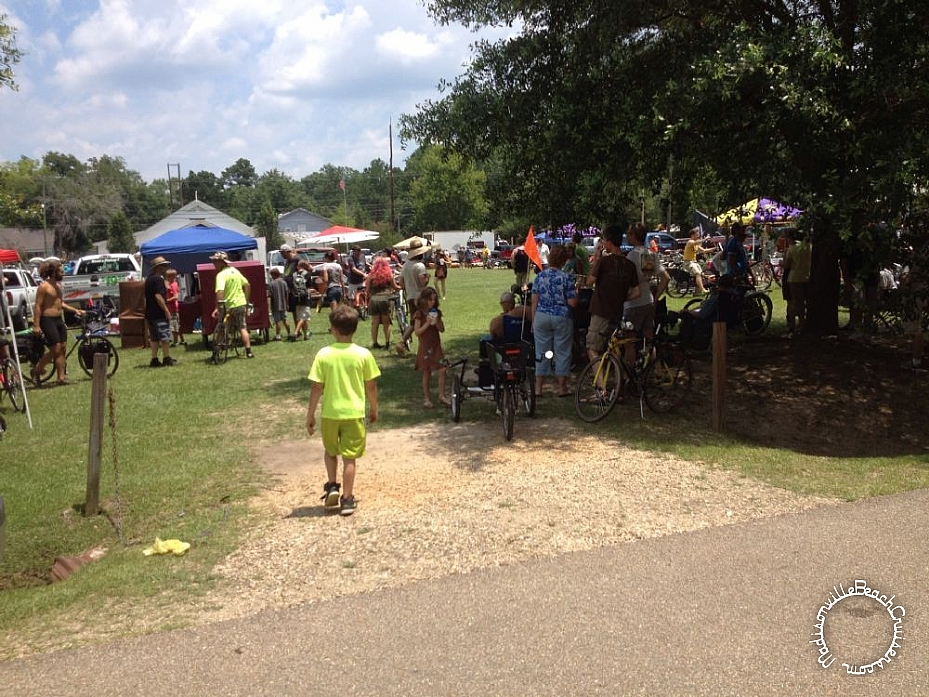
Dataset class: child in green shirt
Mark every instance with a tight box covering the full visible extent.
[306,305,381,516]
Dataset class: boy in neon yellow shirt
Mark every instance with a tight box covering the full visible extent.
[306,305,380,516]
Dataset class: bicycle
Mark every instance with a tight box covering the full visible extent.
[682,283,772,336]
[389,289,409,336]
[210,306,243,364]
[32,309,120,384]
[346,284,369,320]
[0,341,25,413]
[574,320,692,423]
[747,254,784,292]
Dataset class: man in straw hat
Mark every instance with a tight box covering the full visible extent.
[144,256,177,367]
[210,251,255,358]
[395,238,431,356]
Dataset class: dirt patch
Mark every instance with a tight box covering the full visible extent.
[195,417,835,623]
[721,332,929,457]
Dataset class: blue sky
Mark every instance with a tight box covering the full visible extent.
[0,0,510,182]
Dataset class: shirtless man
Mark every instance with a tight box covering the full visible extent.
[32,259,84,385]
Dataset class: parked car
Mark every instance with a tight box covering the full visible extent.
[619,231,679,253]
[2,268,38,331]
[267,246,338,278]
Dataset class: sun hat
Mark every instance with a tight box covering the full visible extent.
[407,239,432,258]
[150,256,170,268]
[209,251,229,262]
[280,244,293,252]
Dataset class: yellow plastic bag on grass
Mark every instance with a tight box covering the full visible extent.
[143,537,191,556]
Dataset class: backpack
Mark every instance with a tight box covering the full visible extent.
[292,271,309,302]
[512,248,529,272]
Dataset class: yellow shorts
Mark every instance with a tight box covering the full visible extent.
[321,417,367,460]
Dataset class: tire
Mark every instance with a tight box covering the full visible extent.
[451,374,463,422]
[502,385,515,441]
[77,337,119,378]
[522,377,536,417]
[752,264,773,291]
[666,269,693,298]
[2,360,25,413]
[574,354,622,423]
[210,326,229,365]
[741,292,772,336]
[643,343,692,413]
[35,357,56,384]
[12,304,27,331]
[683,298,703,314]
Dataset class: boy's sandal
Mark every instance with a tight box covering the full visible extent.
[423,400,434,408]
[438,397,451,406]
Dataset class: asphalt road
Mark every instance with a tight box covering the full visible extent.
[1,489,925,696]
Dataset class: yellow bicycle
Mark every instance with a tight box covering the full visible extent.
[574,321,692,422]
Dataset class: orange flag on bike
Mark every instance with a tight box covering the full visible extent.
[523,226,543,270]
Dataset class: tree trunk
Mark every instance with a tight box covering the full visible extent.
[806,224,841,336]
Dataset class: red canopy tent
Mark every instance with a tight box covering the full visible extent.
[0,249,22,264]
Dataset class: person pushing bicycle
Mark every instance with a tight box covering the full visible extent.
[210,251,255,359]
[31,259,85,386]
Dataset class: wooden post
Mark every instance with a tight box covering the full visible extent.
[85,352,108,516]
[712,321,727,432]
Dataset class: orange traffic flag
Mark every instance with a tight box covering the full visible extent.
[523,226,543,270]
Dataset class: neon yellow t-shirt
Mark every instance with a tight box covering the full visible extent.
[308,343,381,419]
[216,266,248,309]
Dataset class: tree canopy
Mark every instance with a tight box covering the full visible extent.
[0,13,22,91]
[402,0,929,333]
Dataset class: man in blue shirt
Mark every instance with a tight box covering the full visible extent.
[725,224,749,279]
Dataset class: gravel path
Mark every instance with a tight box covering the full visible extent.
[198,417,837,623]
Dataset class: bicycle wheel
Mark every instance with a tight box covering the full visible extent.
[77,337,119,378]
[211,326,228,365]
[666,269,693,298]
[501,384,515,441]
[574,354,622,423]
[1,359,25,413]
[752,263,773,291]
[643,343,692,413]
[741,292,772,335]
[683,298,703,314]
[521,377,536,417]
[451,374,463,422]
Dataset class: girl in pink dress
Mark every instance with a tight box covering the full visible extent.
[412,287,448,407]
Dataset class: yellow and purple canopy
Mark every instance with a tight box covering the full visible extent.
[715,198,803,225]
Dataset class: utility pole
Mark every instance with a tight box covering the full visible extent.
[389,119,396,232]
[167,163,182,208]
[42,179,48,256]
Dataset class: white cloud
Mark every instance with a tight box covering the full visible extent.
[0,0,515,181]
[376,28,443,64]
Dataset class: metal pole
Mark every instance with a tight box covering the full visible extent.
[42,179,48,256]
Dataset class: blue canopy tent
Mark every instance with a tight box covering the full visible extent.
[139,225,258,274]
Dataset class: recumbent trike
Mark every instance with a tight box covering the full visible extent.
[448,336,537,441]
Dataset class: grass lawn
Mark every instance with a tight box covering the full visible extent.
[1,265,926,653]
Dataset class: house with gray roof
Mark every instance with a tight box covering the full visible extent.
[278,209,332,240]
[134,199,255,247]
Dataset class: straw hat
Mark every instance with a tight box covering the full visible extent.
[407,239,432,258]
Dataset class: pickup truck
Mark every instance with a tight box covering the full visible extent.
[62,253,142,295]
[1,268,39,331]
